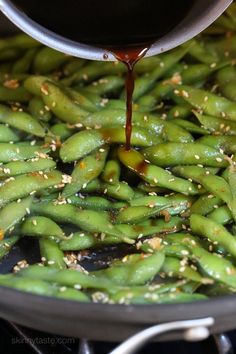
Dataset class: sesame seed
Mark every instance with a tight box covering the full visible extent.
[182,90,189,98]
[59,286,67,292]
[41,84,49,95]
[174,110,179,117]
[47,260,55,265]
[74,284,82,290]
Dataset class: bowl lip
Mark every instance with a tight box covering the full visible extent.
[0,0,233,61]
[0,284,236,324]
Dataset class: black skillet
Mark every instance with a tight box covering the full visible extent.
[0,15,236,352]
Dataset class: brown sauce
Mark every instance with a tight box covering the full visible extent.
[136,159,148,175]
[112,46,149,150]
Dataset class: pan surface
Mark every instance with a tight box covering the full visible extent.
[0,13,236,343]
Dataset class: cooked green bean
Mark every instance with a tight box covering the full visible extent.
[62,147,108,197]
[39,238,66,269]
[21,216,66,240]
[0,236,20,259]
[118,147,199,195]
[0,103,45,137]
[0,124,20,142]
[0,143,50,163]
[0,170,62,206]
[143,142,227,167]
[0,197,32,237]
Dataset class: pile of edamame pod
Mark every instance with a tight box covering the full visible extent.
[1,5,236,305]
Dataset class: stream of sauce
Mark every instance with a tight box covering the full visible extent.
[111,46,150,150]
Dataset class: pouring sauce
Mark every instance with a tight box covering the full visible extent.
[112,46,149,150]
[12,0,195,149]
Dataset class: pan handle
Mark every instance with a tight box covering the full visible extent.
[109,317,214,354]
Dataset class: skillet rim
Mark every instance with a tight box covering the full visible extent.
[0,284,235,323]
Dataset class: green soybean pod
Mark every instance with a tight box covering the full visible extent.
[12,48,37,74]
[21,216,66,240]
[197,135,236,154]
[0,48,22,62]
[0,85,31,102]
[190,243,236,288]
[50,123,75,141]
[67,87,99,113]
[40,81,88,124]
[100,181,135,201]
[63,58,86,76]
[172,119,208,135]
[167,105,192,120]
[118,147,199,195]
[216,66,236,85]
[0,197,32,237]
[115,204,172,224]
[67,195,126,211]
[176,84,236,122]
[191,214,236,259]
[93,252,165,286]
[33,47,69,74]
[190,194,223,216]
[0,170,62,206]
[0,158,56,178]
[59,231,113,251]
[85,75,124,95]
[0,143,50,163]
[39,238,66,269]
[0,124,20,142]
[187,39,219,64]
[0,105,45,137]
[21,264,114,290]
[28,96,52,122]
[143,142,227,167]
[0,34,41,50]
[101,159,121,184]
[161,257,204,283]
[195,111,236,135]
[62,147,108,197]
[24,75,52,96]
[0,236,20,260]
[60,130,104,163]
[208,206,233,225]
